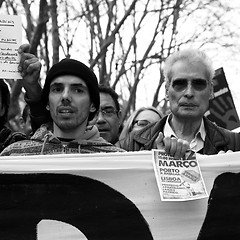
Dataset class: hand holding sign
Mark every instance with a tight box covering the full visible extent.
[155,132,189,159]
[18,43,42,101]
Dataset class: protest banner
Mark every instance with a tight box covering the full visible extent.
[0,151,240,239]
[206,67,240,130]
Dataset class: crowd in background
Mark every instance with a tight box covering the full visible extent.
[0,44,240,157]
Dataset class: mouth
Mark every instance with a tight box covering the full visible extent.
[98,129,109,133]
[180,103,197,107]
[97,126,110,134]
[59,109,73,113]
[57,107,75,115]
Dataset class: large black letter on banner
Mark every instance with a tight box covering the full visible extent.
[0,173,153,240]
[198,172,240,239]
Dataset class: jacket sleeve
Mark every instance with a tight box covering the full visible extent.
[116,131,140,151]
[116,122,162,152]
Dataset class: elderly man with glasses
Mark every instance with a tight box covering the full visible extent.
[118,49,240,158]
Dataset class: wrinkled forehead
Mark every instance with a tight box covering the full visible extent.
[170,60,209,82]
[100,92,117,109]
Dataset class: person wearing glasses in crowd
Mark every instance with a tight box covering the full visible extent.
[117,49,240,158]
[1,54,125,156]
[117,107,163,147]
[90,84,122,145]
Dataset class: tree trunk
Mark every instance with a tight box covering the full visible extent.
[50,0,60,64]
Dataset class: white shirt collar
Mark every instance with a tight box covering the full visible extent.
[163,114,206,153]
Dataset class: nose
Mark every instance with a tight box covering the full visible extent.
[61,87,71,103]
[184,82,194,98]
[96,111,106,123]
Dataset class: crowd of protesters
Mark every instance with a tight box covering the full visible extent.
[0,44,240,157]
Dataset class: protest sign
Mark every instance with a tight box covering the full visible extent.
[0,15,22,79]
[152,150,208,201]
[206,67,240,130]
[0,151,240,239]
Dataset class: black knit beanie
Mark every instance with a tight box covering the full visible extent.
[41,58,99,121]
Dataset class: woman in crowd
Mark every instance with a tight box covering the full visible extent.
[117,106,163,146]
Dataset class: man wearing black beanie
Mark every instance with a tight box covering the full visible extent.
[1,49,125,156]
[41,58,100,122]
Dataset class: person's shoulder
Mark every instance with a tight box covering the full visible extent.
[204,117,240,151]
[204,117,239,136]
[0,127,26,152]
[217,125,240,143]
[8,131,26,142]
[0,139,39,156]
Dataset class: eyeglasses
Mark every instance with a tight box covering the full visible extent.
[97,107,118,118]
[133,120,151,127]
[171,79,208,92]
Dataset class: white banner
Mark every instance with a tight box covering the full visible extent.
[0,151,239,239]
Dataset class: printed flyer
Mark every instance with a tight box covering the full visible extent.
[0,15,22,79]
[152,150,208,201]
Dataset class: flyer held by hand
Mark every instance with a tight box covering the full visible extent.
[152,150,208,201]
[0,15,22,79]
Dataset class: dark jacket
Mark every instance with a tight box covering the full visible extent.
[117,115,240,154]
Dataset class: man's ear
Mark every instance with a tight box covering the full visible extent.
[19,117,25,130]
[117,110,122,120]
[165,85,169,100]
[46,105,50,111]
[209,84,214,100]
[89,103,96,113]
